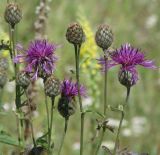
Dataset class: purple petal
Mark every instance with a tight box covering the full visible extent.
[140,60,157,69]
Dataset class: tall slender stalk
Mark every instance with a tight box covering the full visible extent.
[74,44,84,155]
[113,87,130,155]
[45,93,50,141]
[95,53,108,155]
[104,54,107,115]
[10,26,23,147]
[48,96,55,153]
[58,118,68,155]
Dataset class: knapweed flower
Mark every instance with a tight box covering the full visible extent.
[58,79,86,118]
[14,40,58,80]
[98,43,156,86]
[61,79,86,100]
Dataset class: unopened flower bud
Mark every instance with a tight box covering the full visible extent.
[66,23,85,45]
[95,24,113,50]
[28,146,48,155]
[4,3,22,28]
[17,72,30,89]
[44,75,61,97]
[118,70,136,88]
[58,96,77,119]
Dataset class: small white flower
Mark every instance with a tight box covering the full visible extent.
[83,97,93,108]
[3,103,10,111]
[131,116,147,136]
[122,128,132,137]
[108,118,128,128]
[145,14,158,29]
[72,142,80,150]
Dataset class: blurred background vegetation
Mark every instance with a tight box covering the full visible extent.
[0,0,160,154]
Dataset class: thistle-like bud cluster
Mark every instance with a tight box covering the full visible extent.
[44,75,61,97]
[4,3,22,28]
[58,96,77,119]
[66,23,85,45]
[118,70,135,88]
[17,72,31,89]
[95,24,113,50]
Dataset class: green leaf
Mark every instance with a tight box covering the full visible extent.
[36,132,49,149]
[0,131,19,146]
[84,109,105,118]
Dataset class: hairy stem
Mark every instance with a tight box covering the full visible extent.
[58,118,68,155]
[74,44,84,155]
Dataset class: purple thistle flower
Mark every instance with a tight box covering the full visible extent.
[61,79,86,100]
[98,43,156,86]
[14,40,58,80]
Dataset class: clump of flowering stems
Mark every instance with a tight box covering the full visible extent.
[4,1,24,148]
[94,24,113,155]
[99,43,156,154]
[15,39,60,153]
[57,79,86,155]
[66,23,86,155]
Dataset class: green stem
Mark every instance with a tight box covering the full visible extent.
[113,111,124,154]
[74,44,84,155]
[58,118,68,155]
[113,87,131,155]
[10,26,23,147]
[48,96,55,153]
[104,55,107,115]
[95,53,108,155]
[0,89,4,110]
[125,87,130,104]
[94,128,105,155]
[30,122,36,147]
[45,93,50,141]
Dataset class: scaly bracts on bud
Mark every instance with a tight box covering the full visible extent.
[66,23,85,45]
[95,24,113,50]
[4,3,22,28]
[58,79,86,119]
[44,75,61,97]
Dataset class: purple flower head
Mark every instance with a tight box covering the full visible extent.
[14,40,58,80]
[97,43,156,86]
[61,79,86,100]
